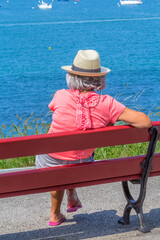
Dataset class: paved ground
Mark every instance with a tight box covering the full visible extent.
[0,176,160,240]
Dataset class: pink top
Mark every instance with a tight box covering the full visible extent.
[48,89,125,160]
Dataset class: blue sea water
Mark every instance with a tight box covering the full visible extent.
[0,0,160,135]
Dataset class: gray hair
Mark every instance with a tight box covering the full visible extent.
[66,73,106,91]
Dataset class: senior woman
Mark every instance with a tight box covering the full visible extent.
[36,49,151,226]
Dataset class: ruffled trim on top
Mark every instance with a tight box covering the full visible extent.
[68,90,101,131]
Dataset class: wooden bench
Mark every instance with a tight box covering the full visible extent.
[0,121,160,233]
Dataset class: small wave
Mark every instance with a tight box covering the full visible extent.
[0,17,160,27]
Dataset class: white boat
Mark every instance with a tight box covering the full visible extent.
[120,0,142,5]
[38,1,52,9]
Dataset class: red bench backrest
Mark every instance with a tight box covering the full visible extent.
[0,121,160,198]
[0,121,160,159]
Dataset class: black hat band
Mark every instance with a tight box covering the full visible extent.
[72,64,101,73]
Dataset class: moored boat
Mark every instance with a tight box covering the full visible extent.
[38,1,52,9]
[120,0,142,5]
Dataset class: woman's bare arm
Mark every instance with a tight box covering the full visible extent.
[118,107,152,128]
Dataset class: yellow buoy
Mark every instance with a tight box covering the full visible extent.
[49,47,51,50]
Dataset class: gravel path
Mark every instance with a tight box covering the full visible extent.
[0,176,160,240]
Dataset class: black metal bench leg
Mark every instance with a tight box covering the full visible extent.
[118,203,132,225]
[118,181,150,232]
[118,126,159,233]
[118,196,149,232]
[136,207,146,233]
[134,206,148,233]
[118,181,134,225]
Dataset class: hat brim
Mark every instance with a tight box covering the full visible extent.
[61,66,111,76]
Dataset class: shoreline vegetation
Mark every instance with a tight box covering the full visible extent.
[0,112,160,170]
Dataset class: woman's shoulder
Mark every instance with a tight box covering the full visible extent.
[100,93,113,102]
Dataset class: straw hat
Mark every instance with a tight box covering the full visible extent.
[61,50,111,76]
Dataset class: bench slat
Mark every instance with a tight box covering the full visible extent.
[0,121,160,160]
[0,175,145,199]
[0,153,160,198]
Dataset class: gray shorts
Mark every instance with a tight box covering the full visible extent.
[35,153,94,169]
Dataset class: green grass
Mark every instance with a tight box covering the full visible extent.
[0,113,51,138]
[95,141,160,160]
[0,156,35,169]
